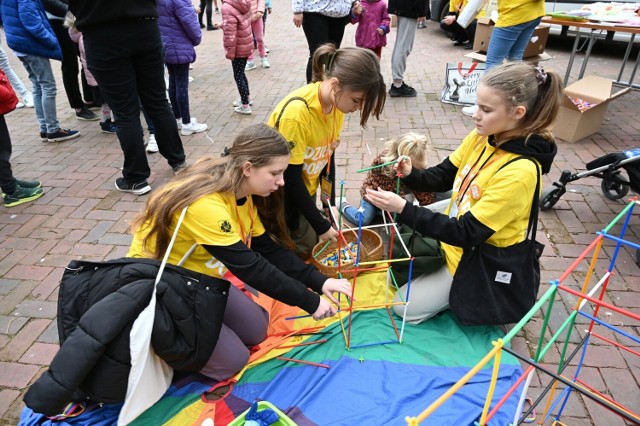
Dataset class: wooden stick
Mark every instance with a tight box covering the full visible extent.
[277,357,330,369]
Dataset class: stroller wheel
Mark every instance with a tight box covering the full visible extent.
[601,177,629,200]
[541,187,564,210]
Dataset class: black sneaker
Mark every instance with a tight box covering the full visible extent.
[115,177,151,195]
[389,83,417,98]
[47,128,81,142]
[75,106,99,121]
[15,179,42,189]
[100,119,117,134]
[172,161,187,174]
[207,25,218,31]
[39,131,47,141]
[3,183,44,207]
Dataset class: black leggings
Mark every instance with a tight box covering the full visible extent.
[231,58,250,105]
[199,0,213,26]
[301,12,349,83]
[0,115,16,194]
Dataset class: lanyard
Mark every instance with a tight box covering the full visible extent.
[456,144,505,206]
[233,196,254,249]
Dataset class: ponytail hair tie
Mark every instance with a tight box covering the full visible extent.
[221,147,231,157]
[326,51,337,74]
[534,66,548,85]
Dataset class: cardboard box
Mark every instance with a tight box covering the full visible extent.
[553,76,630,143]
[472,18,550,58]
[465,51,551,64]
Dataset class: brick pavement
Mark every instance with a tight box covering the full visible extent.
[0,6,639,425]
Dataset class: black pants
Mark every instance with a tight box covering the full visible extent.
[49,19,93,109]
[83,19,186,184]
[199,0,213,27]
[301,13,349,83]
[440,19,477,44]
[0,115,16,194]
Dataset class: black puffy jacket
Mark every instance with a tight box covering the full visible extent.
[388,0,428,18]
[23,258,229,416]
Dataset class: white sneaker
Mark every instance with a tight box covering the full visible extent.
[335,197,348,211]
[261,57,270,68]
[245,61,257,71]
[146,134,159,153]
[176,119,182,129]
[232,97,253,107]
[180,119,208,135]
[15,101,25,109]
[188,76,194,83]
[462,105,478,117]
[234,105,252,115]
[23,92,33,108]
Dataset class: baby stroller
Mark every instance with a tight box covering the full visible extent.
[540,149,640,210]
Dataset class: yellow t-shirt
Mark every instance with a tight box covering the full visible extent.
[127,192,266,279]
[441,130,540,275]
[267,82,345,196]
[496,0,545,28]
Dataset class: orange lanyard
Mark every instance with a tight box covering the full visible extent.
[233,196,254,249]
[318,84,337,175]
[456,145,505,205]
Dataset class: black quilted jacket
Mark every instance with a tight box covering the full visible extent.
[23,258,229,416]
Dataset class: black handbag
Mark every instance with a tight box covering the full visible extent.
[390,224,444,286]
[449,157,544,326]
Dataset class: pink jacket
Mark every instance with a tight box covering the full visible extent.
[351,0,391,49]
[68,27,97,87]
[222,0,253,60]
[249,0,265,21]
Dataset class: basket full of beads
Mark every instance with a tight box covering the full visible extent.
[310,229,384,279]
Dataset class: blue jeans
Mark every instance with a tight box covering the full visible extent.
[19,56,59,134]
[485,18,541,71]
[342,199,378,226]
[166,63,191,124]
[0,41,28,98]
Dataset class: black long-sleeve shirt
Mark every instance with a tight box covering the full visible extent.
[203,233,327,314]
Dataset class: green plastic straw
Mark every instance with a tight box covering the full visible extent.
[357,159,397,173]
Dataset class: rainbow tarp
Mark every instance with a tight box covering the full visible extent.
[19,271,524,425]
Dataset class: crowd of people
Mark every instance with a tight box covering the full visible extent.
[3,0,559,416]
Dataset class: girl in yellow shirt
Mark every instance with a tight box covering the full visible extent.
[128,124,352,381]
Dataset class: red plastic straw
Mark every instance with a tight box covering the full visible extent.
[276,357,330,369]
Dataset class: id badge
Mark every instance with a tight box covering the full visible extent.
[320,175,332,206]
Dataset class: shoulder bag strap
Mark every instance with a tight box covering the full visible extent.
[274,96,309,131]
[497,156,541,241]
[156,206,189,284]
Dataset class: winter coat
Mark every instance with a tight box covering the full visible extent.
[69,0,158,31]
[222,0,253,60]
[67,27,97,86]
[0,0,62,60]
[388,0,428,19]
[23,258,229,417]
[158,0,202,64]
[249,0,265,22]
[351,0,390,49]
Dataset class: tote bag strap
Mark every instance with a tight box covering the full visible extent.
[274,96,309,131]
[457,62,478,77]
[156,206,189,284]
[497,156,541,241]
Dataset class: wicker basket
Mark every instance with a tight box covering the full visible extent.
[311,229,384,279]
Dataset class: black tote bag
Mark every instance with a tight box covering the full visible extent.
[449,157,544,326]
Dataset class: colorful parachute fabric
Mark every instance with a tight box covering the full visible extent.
[18,271,523,426]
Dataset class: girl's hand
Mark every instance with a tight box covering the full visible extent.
[443,15,456,25]
[377,28,384,35]
[319,226,339,242]
[364,187,407,214]
[393,156,412,178]
[312,278,353,320]
[321,278,353,305]
[293,13,303,27]
[352,1,363,14]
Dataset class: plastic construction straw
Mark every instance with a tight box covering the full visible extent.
[357,159,397,173]
[276,357,330,369]
[313,240,332,259]
[277,339,328,350]
[285,310,341,321]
